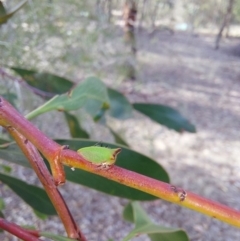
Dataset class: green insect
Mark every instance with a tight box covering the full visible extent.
[77,146,121,168]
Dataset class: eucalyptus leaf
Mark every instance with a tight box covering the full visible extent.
[1,93,17,108]
[0,2,7,16]
[0,164,11,173]
[133,103,196,133]
[0,139,12,145]
[11,67,74,98]
[0,198,5,211]
[33,210,48,220]
[122,202,189,241]
[0,143,30,168]
[40,232,76,241]
[0,0,27,24]
[107,88,133,119]
[26,77,110,120]
[64,112,89,138]
[0,173,56,215]
[0,210,4,219]
[107,126,129,147]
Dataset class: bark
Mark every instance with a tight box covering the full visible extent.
[138,0,146,30]
[123,0,137,80]
[151,1,160,29]
[107,0,112,23]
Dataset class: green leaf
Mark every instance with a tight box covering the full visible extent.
[64,112,89,138]
[0,173,56,215]
[0,0,27,24]
[83,100,107,123]
[33,210,48,220]
[0,164,11,173]
[0,198,5,211]
[0,139,12,145]
[1,92,17,108]
[83,98,108,124]
[63,85,132,123]
[11,67,74,98]
[57,139,169,200]
[122,202,189,241]
[0,143,30,168]
[0,139,12,146]
[93,106,107,123]
[26,77,110,120]
[107,88,133,119]
[40,232,76,241]
[21,225,36,230]
[107,126,129,147]
[133,103,196,133]
[0,2,7,16]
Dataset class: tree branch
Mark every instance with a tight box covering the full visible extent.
[6,127,87,241]
[1,96,240,229]
[0,218,41,241]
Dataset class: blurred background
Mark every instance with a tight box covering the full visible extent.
[1,0,240,79]
[1,0,240,241]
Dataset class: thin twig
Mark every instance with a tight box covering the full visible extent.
[0,218,41,241]
[7,127,87,241]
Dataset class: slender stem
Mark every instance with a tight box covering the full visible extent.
[7,127,87,241]
[0,218,41,241]
[60,150,240,229]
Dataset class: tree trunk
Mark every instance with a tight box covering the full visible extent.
[151,1,160,29]
[107,0,112,23]
[123,0,137,80]
[138,0,146,30]
[215,0,234,50]
[123,0,137,50]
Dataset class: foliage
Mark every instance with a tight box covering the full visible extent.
[0,173,56,215]
[123,202,189,241]
[0,0,27,24]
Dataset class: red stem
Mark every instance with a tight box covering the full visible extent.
[61,150,240,228]
[7,127,87,241]
[0,218,41,241]
[0,96,65,184]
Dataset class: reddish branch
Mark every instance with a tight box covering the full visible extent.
[0,218,41,241]
[1,96,240,230]
[7,127,86,241]
[61,151,240,228]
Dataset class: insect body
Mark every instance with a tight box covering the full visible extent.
[77,146,121,168]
